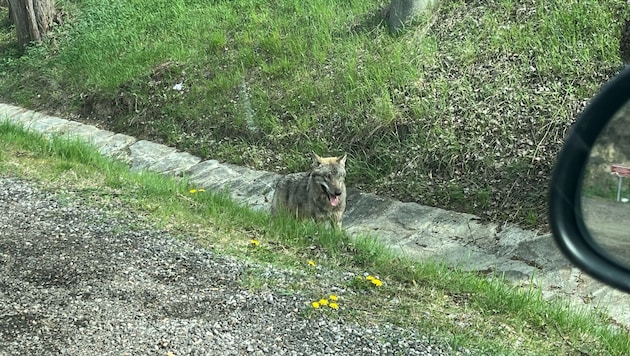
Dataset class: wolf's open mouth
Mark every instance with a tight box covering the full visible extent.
[321,184,340,207]
[329,194,340,207]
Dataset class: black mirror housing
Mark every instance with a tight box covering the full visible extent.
[549,66,630,293]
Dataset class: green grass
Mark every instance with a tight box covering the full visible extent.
[1,121,629,354]
[1,0,628,229]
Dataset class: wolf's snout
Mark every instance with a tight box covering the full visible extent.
[321,183,341,196]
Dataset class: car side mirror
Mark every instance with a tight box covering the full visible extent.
[550,66,630,293]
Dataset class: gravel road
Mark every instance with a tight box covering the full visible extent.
[0,176,454,355]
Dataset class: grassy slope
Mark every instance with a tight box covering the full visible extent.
[1,121,629,354]
[0,1,627,229]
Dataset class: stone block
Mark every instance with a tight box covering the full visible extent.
[128,140,177,171]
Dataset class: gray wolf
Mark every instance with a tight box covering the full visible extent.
[270,153,347,229]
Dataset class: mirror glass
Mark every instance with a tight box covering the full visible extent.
[582,99,630,267]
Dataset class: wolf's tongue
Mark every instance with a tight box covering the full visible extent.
[330,195,340,207]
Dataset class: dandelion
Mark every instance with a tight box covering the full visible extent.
[308,260,316,267]
[189,189,197,193]
[312,295,340,311]
[250,239,260,247]
[371,278,383,287]
[198,188,205,192]
[364,275,382,286]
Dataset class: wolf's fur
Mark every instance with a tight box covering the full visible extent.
[271,153,347,229]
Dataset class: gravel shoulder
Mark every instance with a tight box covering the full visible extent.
[0,175,452,355]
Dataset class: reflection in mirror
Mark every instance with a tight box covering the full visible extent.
[582,99,630,268]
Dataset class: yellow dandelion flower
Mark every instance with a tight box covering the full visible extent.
[319,298,329,306]
[308,260,316,266]
[371,278,383,287]
[329,294,338,301]
[366,275,375,281]
[250,239,260,246]
[311,301,321,308]
[198,188,206,192]
[189,189,197,193]
[329,302,339,310]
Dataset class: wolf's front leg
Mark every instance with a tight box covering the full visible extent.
[330,217,342,231]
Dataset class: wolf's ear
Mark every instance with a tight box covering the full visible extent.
[311,152,323,167]
[337,154,347,167]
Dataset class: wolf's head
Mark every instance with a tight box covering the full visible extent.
[311,153,347,207]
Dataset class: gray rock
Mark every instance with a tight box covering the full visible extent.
[95,133,137,163]
[129,139,178,171]
[63,122,111,142]
[147,150,201,176]
[186,160,244,190]
[25,115,70,134]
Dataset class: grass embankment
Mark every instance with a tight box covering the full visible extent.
[1,121,629,354]
[1,0,627,229]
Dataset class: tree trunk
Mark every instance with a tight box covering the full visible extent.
[7,0,55,52]
[387,0,436,33]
